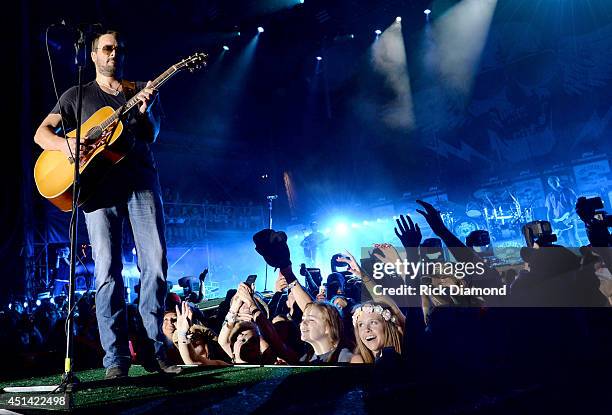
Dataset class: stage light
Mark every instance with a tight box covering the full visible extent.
[50,298,55,304]
[23,301,28,308]
[36,299,41,306]
[334,222,349,236]
[132,247,136,255]
[350,34,355,39]
[316,56,322,61]
[127,288,131,294]
[257,26,264,33]
[396,16,402,23]
[370,15,414,130]
[374,29,382,35]
[237,31,241,36]
[223,45,230,51]
[8,303,11,310]
[424,9,431,15]
[431,0,497,96]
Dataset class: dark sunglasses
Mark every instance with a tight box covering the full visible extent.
[97,45,126,55]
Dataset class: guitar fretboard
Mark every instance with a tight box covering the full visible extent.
[98,65,181,130]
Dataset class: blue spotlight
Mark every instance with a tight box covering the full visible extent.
[316,56,322,61]
[237,31,241,36]
[395,16,402,23]
[374,29,382,35]
[50,297,55,304]
[424,9,431,15]
[223,45,230,51]
[23,301,28,308]
[257,26,264,33]
[350,34,355,39]
[36,299,41,307]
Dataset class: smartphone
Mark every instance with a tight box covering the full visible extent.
[245,274,257,286]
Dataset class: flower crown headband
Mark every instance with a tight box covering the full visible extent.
[352,304,397,325]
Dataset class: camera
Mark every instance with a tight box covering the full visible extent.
[522,221,557,247]
[466,230,494,259]
[576,196,612,227]
[331,253,350,272]
[576,196,612,247]
[420,238,445,262]
[466,230,490,248]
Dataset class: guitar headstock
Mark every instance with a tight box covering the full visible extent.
[176,52,208,73]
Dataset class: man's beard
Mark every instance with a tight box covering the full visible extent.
[98,60,123,77]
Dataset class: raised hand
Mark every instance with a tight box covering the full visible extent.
[395,214,422,248]
[372,243,402,264]
[175,301,192,334]
[416,199,449,236]
[237,282,256,308]
[336,251,363,278]
[199,268,209,282]
[275,272,288,293]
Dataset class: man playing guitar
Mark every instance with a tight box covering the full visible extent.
[545,176,582,247]
[34,31,180,379]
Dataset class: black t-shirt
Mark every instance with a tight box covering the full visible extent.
[51,80,161,211]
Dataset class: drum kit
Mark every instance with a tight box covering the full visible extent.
[439,190,534,242]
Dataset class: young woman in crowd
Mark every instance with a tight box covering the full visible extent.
[349,301,403,363]
[174,301,231,366]
[218,282,300,364]
[299,301,353,363]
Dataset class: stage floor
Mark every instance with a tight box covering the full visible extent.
[0,365,370,414]
[1,363,611,414]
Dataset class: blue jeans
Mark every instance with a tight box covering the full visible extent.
[85,190,168,369]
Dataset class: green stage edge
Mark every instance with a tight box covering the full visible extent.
[0,365,373,414]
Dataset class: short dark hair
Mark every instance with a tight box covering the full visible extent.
[91,30,122,51]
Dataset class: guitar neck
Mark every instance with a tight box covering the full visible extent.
[99,65,182,130]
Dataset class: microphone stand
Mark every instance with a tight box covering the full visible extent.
[58,27,86,392]
[2,27,84,409]
[3,29,85,411]
[264,195,278,292]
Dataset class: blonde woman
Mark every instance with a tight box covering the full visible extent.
[350,302,403,364]
[299,301,353,363]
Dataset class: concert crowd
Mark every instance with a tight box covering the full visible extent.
[2,197,611,384]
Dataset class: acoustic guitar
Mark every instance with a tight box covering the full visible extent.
[34,52,207,212]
